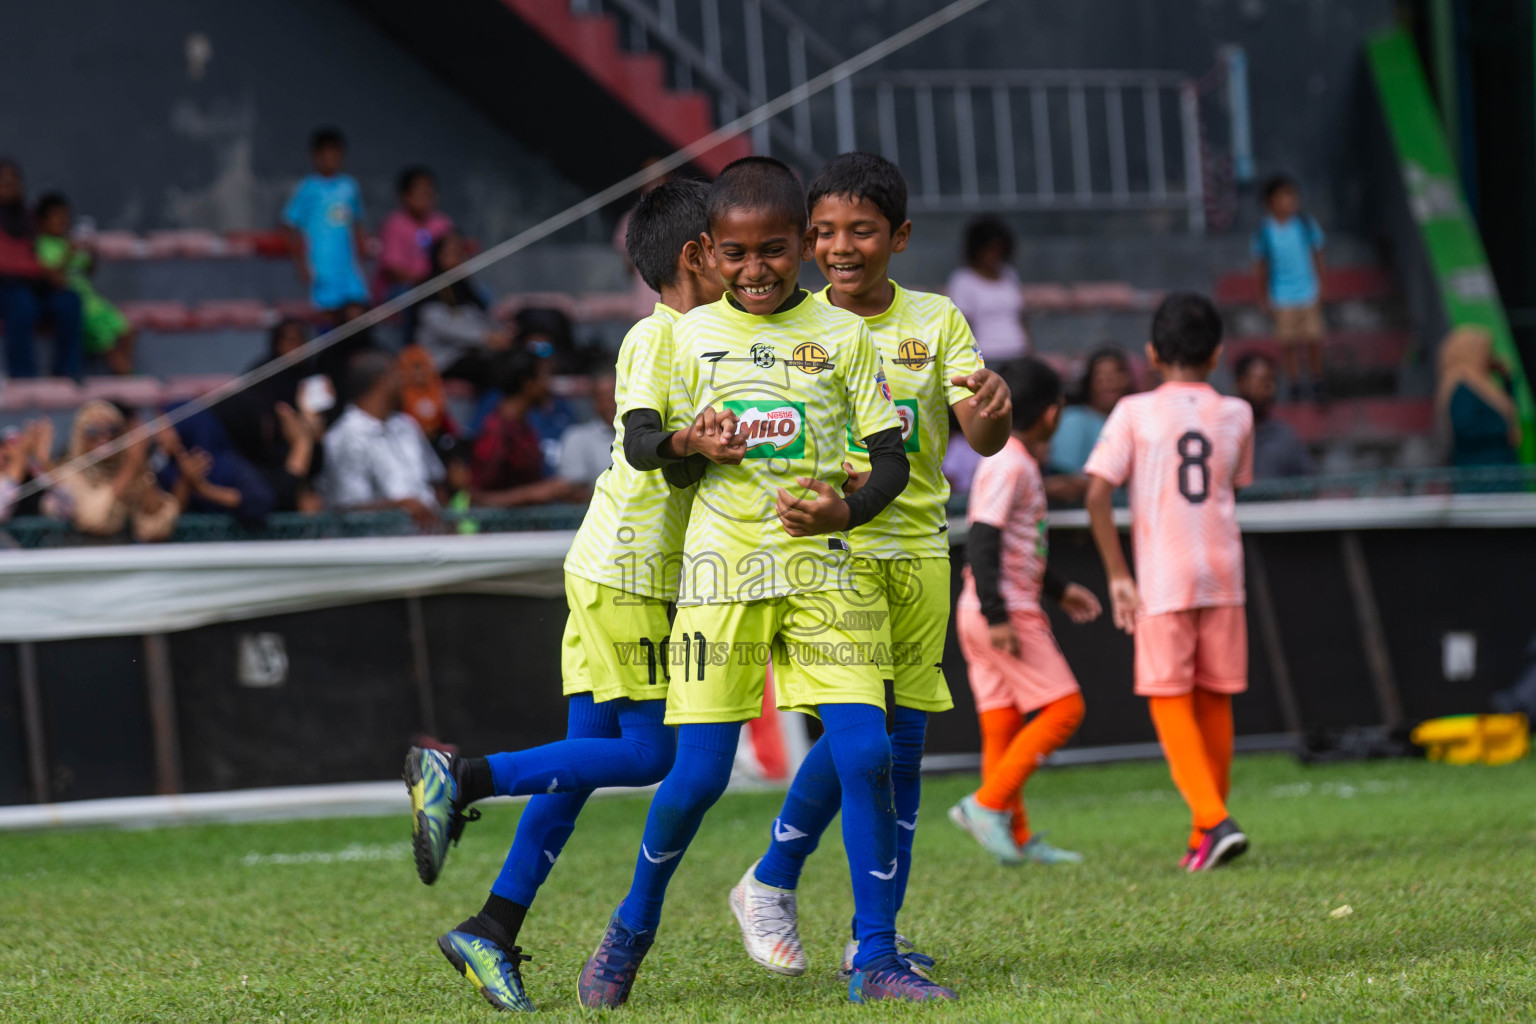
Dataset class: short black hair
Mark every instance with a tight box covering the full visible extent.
[347,349,395,399]
[625,179,711,292]
[1233,351,1276,381]
[964,215,1014,265]
[33,192,69,221]
[706,156,806,234]
[806,152,908,230]
[494,348,540,396]
[1003,356,1064,431]
[310,127,346,153]
[396,165,434,195]
[1261,174,1297,203]
[1150,291,1223,367]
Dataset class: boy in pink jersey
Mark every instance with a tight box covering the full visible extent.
[950,357,1102,865]
[1084,292,1255,873]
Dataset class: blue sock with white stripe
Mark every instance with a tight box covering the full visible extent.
[619,722,741,932]
[485,694,673,797]
[752,733,838,890]
[490,694,669,907]
[818,702,899,971]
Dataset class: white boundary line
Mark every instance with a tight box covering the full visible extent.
[0,735,1299,832]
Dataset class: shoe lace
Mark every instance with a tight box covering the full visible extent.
[447,806,482,845]
[891,935,934,973]
[590,925,647,983]
[497,945,532,982]
[746,888,799,945]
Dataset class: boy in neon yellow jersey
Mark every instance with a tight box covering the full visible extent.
[731,152,1012,978]
[580,156,958,1007]
[403,180,737,1013]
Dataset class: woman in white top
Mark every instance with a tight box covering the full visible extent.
[946,216,1029,363]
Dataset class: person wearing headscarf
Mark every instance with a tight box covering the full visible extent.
[1437,326,1521,468]
[42,400,178,542]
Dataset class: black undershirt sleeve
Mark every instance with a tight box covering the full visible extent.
[967,522,1010,625]
[843,426,910,531]
[621,408,683,472]
[1042,565,1068,603]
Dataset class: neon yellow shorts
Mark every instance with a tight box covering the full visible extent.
[561,574,671,703]
[855,555,954,713]
[665,583,892,725]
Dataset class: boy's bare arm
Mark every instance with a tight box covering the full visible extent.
[951,368,1012,456]
[285,226,310,285]
[1085,474,1139,633]
[1252,258,1270,316]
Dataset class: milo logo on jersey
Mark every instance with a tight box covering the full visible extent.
[726,400,806,459]
[847,398,920,454]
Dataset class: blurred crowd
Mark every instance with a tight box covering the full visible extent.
[0,128,618,545]
[0,136,1523,545]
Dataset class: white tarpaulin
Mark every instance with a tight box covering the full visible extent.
[0,531,575,642]
[0,493,1530,643]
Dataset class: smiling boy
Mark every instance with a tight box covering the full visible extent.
[728,152,1011,979]
[578,156,956,1007]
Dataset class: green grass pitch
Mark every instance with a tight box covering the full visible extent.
[3,754,1533,1022]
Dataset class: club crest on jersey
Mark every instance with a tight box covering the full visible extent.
[750,342,776,369]
[787,341,833,374]
[725,399,807,459]
[875,367,893,403]
[894,338,934,369]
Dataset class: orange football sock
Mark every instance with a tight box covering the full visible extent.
[978,707,1026,839]
[976,693,1086,844]
[1188,690,1235,848]
[1148,694,1228,836]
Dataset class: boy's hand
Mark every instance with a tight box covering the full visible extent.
[1058,583,1102,625]
[775,477,849,537]
[683,407,745,465]
[951,369,1011,420]
[987,621,1019,656]
[1107,575,1141,634]
[840,460,867,496]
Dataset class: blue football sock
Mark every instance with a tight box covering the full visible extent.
[619,722,740,933]
[485,694,674,797]
[752,732,838,890]
[490,695,673,908]
[889,706,928,917]
[819,702,898,970]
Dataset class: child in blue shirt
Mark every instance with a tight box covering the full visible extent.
[1252,175,1326,400]
[284,127,370,317]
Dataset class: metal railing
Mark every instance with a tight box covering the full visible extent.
[569,1,1219,231]
[850,70,1206,229]
[3,468,1530,549]
[577,0,844,168]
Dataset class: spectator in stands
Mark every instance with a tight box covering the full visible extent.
[1437,326,1521,467]
[515,308,580,469]
[556,371,616,488]
[1236,352,1316,479]
[0,159,84,379]
[471,349,579,506]
[0,418,55,523]
[42,400,178,542]
[947,215,1029,362]
[33,193,136,375]
[318,300,388,413]
[1052,346,1133,474]
[217,318,328,513]
[283,128,370,320]
[1253,174,1326,401]
[320,350,443,528]
[155,410,276,523]
[375,166,454,300]
[414,232,512,386]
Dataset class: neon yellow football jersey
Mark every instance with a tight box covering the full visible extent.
[666,292,901,605]
[820,282,984,559]
[563,304,693,600]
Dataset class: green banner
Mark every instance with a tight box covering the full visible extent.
[1368,27,1536,462]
